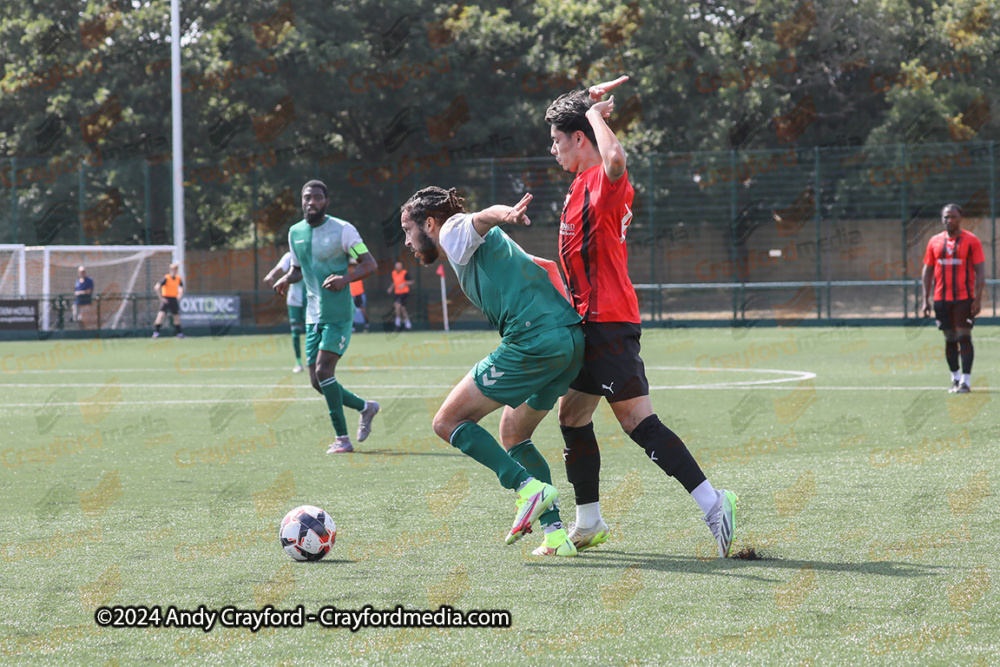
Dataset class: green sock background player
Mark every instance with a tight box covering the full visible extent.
[273,180,381,453]
[401,186,584,556]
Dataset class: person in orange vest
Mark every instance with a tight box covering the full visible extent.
[349,265,369,333]
[387,260,413,331]
[153,263,184,338]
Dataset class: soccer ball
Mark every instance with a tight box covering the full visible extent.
[279,505,336,561]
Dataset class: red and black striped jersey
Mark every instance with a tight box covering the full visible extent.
[557,164,640,323]
[923,230,984,301]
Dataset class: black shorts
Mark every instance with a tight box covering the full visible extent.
[394,293,409,306]
[934,299,974,331]
[569,321,649,403]
[160,297,180,315]
[353,294,366,308]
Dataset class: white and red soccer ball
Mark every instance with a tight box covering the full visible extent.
[279,505,336,561]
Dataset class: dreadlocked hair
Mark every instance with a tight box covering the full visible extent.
[402,187,467,225]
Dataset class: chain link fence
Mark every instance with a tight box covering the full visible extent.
[1,140,996,330]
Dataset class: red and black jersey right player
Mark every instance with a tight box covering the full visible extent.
[921,204,986,394]
[543,76,739,558]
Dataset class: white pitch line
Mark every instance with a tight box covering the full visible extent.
[0,396,426,408]
[0,366,476,374]
[1,383,456,389]
[0,387,987,409]
[1,384,972,393]
[645,366,816,388]
[11,366,811,387]
[651,385,980,391]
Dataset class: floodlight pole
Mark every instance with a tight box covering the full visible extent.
[170,0,185,276]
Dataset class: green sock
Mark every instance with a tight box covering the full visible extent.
[292,331,302,362]
[319,376,347,436]
[450,422,530,490]
[339,385,365,411]
[507,440,561,528]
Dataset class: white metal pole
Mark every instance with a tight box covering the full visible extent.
[18,247,26,296]
[170,0,185,277]
[439,272,449,332]
[42,247,50,330]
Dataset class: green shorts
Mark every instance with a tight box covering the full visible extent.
[472,325,584,411]
[288,305,305,333]
[305,321,353,366]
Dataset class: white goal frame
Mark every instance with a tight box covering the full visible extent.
[25,244,178,330]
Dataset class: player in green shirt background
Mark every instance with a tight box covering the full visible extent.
[400,186,583,557]
[273,180,381,454]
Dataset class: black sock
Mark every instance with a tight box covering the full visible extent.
[629,415,706,493]
[175,324,183,334]
[945,341,959,372]
[958,336,974,374]
[154,323,161,332]
[560,423,600,505]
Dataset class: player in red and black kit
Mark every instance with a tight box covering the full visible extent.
[543,77,738,558]
[922,204,986,394]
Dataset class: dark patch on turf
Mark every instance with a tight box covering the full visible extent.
[732,547,774,560]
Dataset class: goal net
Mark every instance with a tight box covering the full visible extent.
[23,245,177,330]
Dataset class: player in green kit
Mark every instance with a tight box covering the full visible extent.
[400,186,584,556]
[273,180,381,453]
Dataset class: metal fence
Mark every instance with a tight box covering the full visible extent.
[1,140,996,326]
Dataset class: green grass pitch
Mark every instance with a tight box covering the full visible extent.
[0,326,997,665]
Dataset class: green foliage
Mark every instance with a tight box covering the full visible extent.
[0,0,996,248]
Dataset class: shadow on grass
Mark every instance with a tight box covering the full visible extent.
[521,550,950,583]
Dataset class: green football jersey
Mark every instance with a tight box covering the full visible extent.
[439,213,581,341]
[288,215,367,324]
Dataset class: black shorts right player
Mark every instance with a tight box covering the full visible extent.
[569,322,649,402]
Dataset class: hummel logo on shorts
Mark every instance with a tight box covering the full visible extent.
[482,366,504,386]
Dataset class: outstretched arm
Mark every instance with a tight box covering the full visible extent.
[273,266,302,297]
[262,263,285,286]
[471,193,533,237]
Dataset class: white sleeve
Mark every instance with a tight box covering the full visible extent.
[341,222,365,256]
[278,252,292,272]
[288,232,301,268]
[439,213,484,266]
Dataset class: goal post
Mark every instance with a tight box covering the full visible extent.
[24,245,177,330]
[0,244,27,297]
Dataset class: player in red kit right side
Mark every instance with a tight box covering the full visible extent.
[543,76,739,558]
[922,204,986,394]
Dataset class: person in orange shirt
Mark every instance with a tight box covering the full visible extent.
[387,260,413,331]
[350,267,369,333]
[153,263,184,339]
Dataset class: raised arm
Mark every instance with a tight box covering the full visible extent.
[588,75,629,102]
[586,98,627,182]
